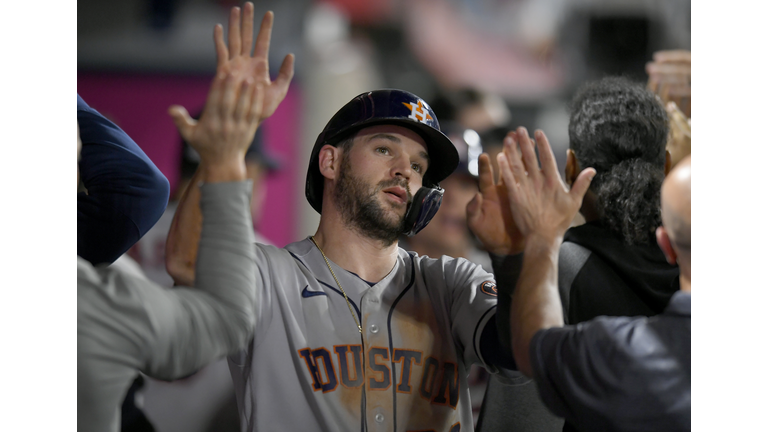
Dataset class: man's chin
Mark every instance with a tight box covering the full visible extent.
[380,210,405,229]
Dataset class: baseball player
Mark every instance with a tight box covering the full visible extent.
[167,7,524,432]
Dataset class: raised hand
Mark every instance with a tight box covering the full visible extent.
[214,4,294,123]
[168,2,294,167]
[646,50,691,118]
[497,127,595,243]
[467,134,525,255]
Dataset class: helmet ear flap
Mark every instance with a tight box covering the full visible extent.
[402,186,444,236]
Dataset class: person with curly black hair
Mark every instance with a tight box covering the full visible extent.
[559,76,679,328]
[476,77,682,432]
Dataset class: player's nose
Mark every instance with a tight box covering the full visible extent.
[390,153,412,180]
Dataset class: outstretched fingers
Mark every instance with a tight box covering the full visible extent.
[234,79,255,121]
[476,153,495,195]
[275,53,295,92]
[203,71,227,119]
[570,168,596,204]
[168,105,195,142]
[228,7,242,60]
[466,191,483,227]
[533,130,559,182]
[240,2,254,57]
[497,151,521,205]
[214,24,228,71]
[253,11,274,61]
[503,132,527,187]
[220,73,241,120]
[516,127,540,184]
[247,83,266,125]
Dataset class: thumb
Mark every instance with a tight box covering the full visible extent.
[570,168,596,202]
[466,192,483,228]
[168,105,196,141]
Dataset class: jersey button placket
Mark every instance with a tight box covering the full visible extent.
[374,413,384,423]
[370,324,379,334]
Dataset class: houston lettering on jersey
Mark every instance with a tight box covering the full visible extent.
[298,345,460,410]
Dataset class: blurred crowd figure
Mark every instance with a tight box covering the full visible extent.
[646,49,691,168]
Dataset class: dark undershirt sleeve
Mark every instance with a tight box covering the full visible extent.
[479,317,516,370]
[77,94,170,265]
[529,318,660,431]
[558,242,591,324]
[478,253,524,371]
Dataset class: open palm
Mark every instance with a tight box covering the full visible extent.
[214,4,294,125]
[169,2,294,158]
[467,147,526,256]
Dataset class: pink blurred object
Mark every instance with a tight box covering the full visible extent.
[319,0,393,24]
[77,72,300,247]
[405,0,564,100]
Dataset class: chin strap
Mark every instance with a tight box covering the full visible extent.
[402,186,444,237]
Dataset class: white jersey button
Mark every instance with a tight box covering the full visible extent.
[370,324,379,334]
[375,413,384,423]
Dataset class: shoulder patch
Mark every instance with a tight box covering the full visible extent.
[480,281,498,297]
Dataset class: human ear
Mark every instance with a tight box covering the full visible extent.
[318,145,341,180]
[565,149,580,186]
[656,226,678,265]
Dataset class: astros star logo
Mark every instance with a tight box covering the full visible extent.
[402,100,433,124]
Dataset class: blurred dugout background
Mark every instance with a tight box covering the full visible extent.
[77,0,691,248]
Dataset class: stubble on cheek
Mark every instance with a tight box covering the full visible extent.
[333,156,413,244]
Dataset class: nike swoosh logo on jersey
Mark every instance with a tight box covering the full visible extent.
[301,285,327,298]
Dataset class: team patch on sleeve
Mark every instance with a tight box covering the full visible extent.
[480,281,497,297]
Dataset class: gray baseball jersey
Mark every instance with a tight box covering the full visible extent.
[229,238,504,432]
[78,181,257,432]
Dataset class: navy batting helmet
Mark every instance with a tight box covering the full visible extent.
[305,89,459,216]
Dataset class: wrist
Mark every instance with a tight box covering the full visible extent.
[488,243,524,256]
[200,159,247,183]
[523,232,562,257]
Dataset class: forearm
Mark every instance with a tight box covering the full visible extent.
[166,168,204,286]
[194,180,256,348]
[166,160,248,286]
[510,235,565,376]
[145,181,257,378]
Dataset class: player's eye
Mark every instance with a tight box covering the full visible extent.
[411,162,422,173]
[375,147,390,155]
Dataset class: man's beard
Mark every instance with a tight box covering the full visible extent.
[333,154,413,245]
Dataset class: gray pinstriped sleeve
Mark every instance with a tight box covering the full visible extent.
[78,181,257,432]
[143,181,257,378]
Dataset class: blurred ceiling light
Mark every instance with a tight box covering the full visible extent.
[304,3,349,48]
[463,129,481,148]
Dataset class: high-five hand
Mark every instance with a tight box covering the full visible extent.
[168,2,294,169]
[497,127,595,244]
[467,133,525,255]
